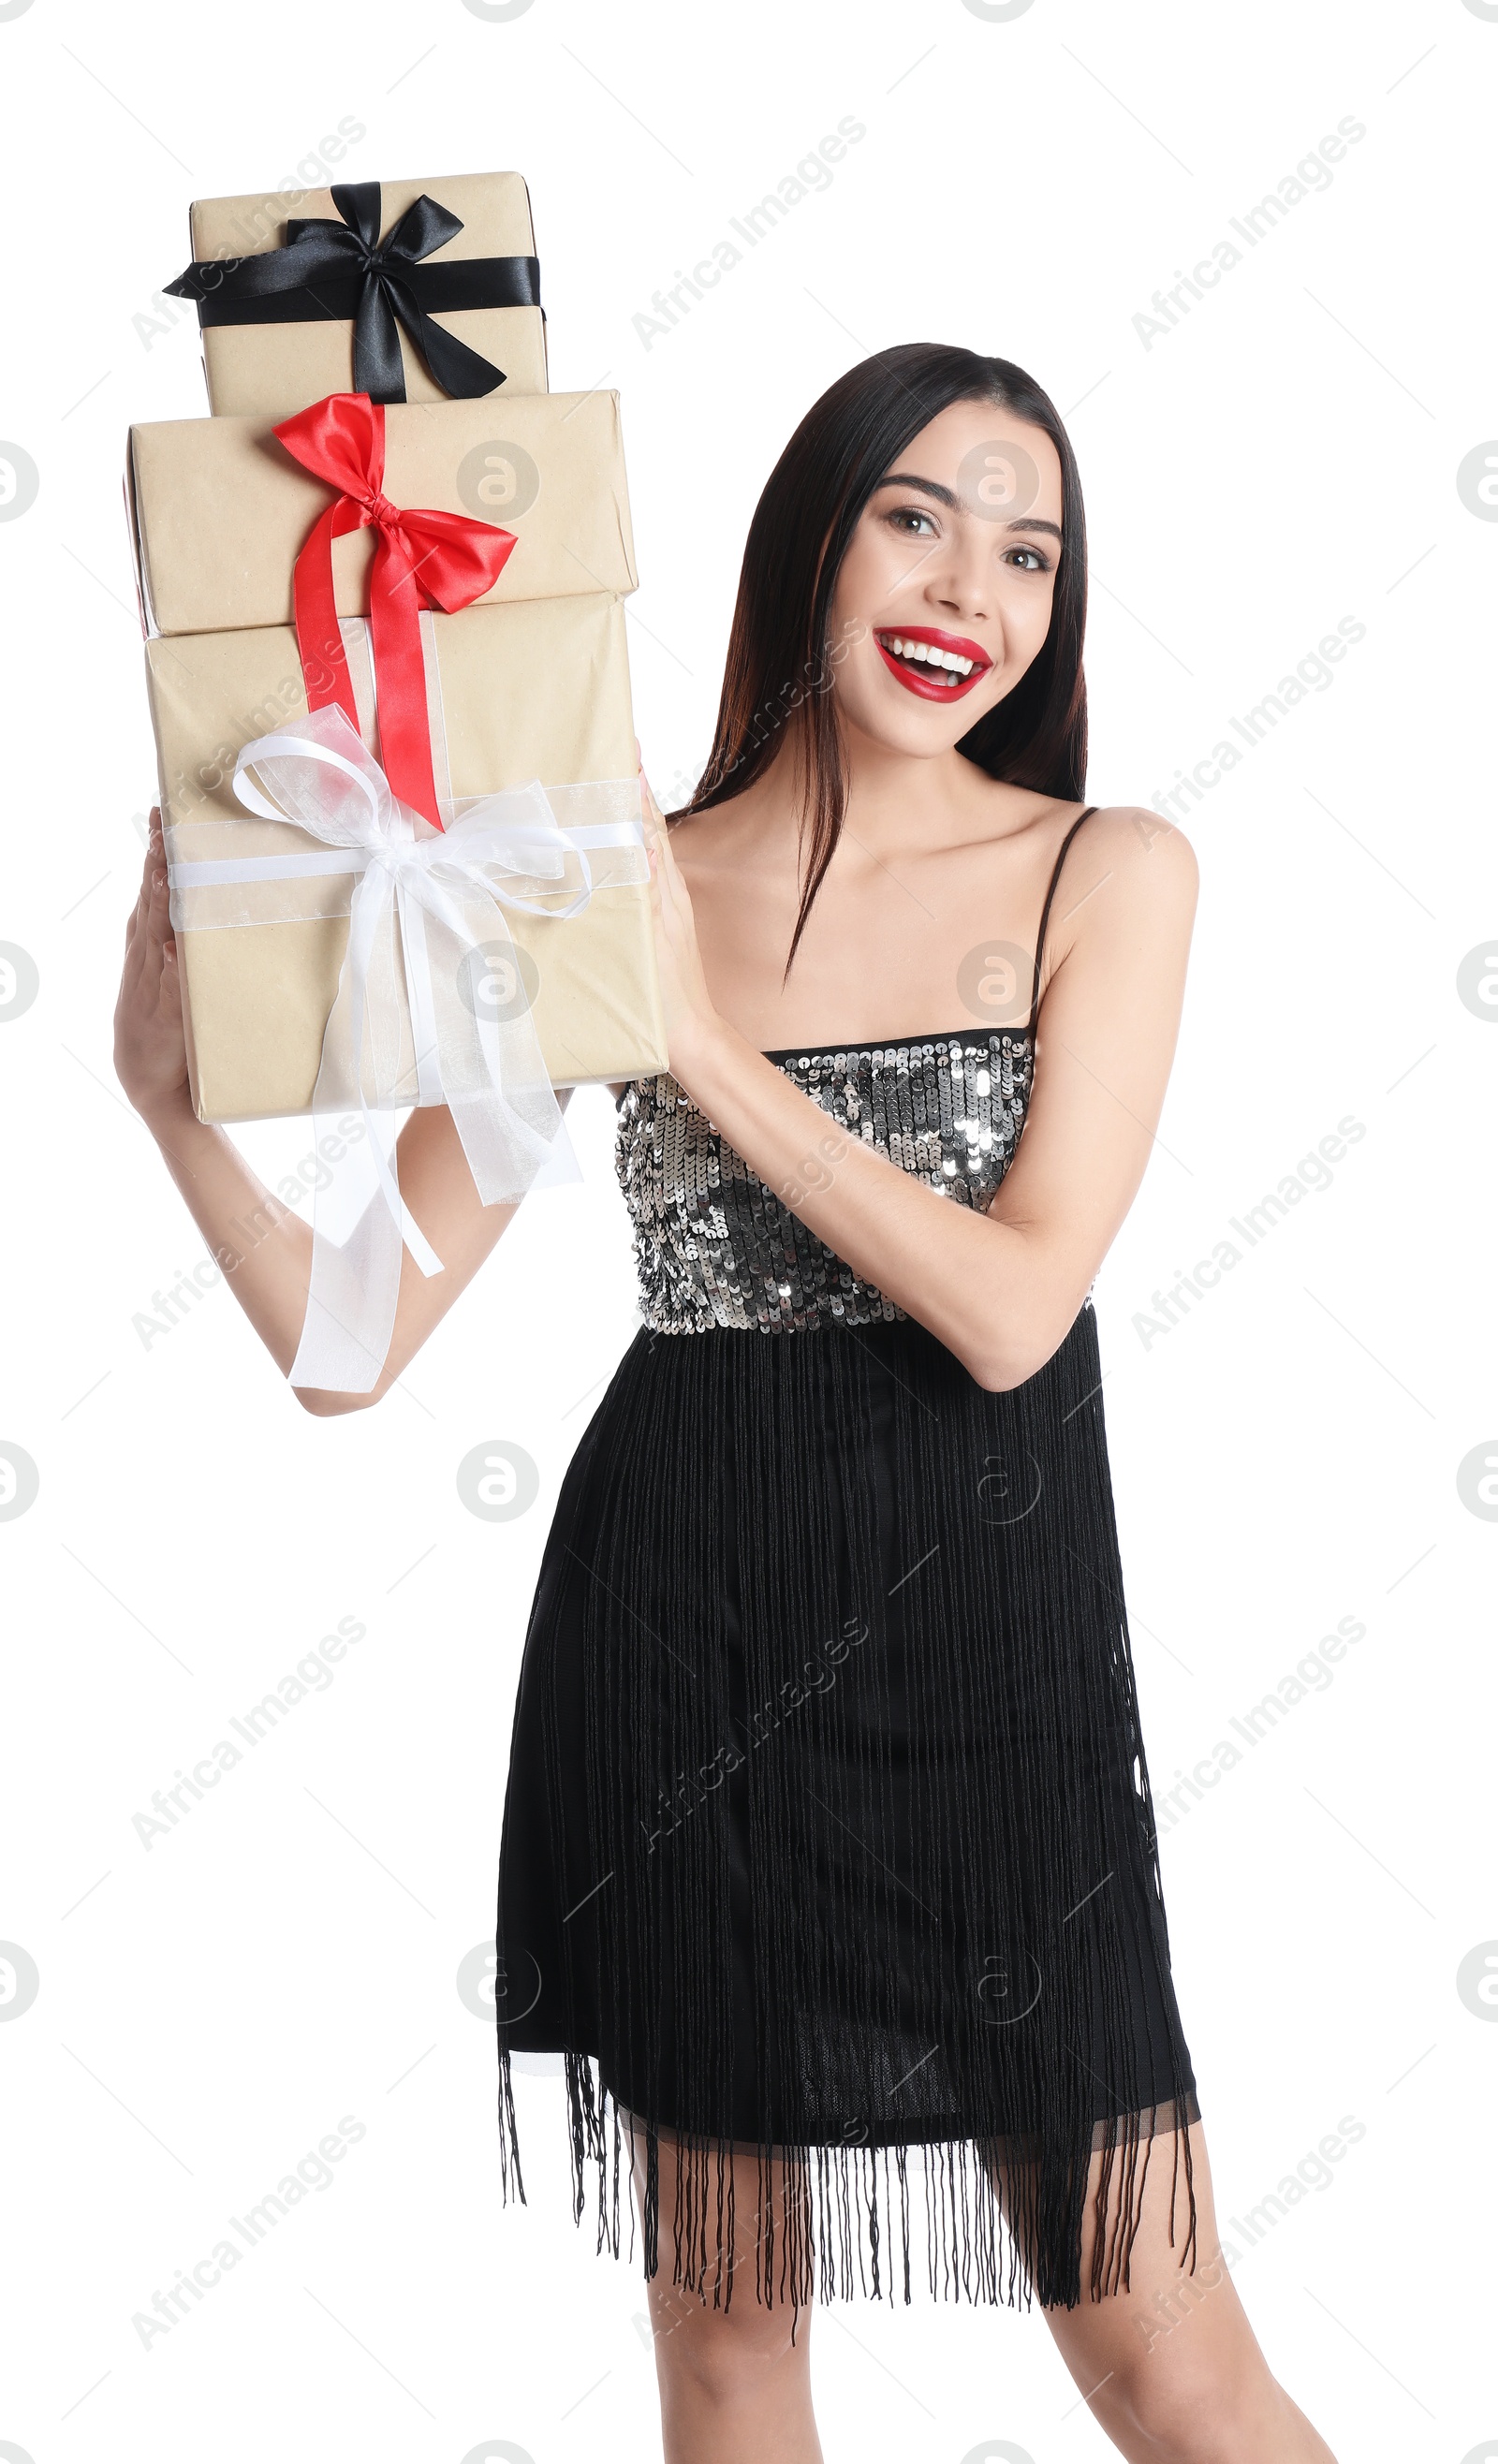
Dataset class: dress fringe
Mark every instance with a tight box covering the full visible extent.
[498,2047,1197,2325]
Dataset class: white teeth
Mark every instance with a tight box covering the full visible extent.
[879,632,979,681]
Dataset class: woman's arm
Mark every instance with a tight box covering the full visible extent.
[653,803,1198,1391]
[114,820,559,1415]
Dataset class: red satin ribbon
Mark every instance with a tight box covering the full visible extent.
[272,391,517,829]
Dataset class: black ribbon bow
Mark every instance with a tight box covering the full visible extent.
[165,181,542,403]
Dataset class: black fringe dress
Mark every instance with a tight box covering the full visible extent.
[494,808,1200,2317]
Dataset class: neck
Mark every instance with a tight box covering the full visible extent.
[839,718,975,840]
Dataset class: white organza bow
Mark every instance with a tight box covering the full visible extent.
[169,705,644,1393]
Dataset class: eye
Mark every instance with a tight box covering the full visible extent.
[1004,544,1051,574]
[884,505,939,537]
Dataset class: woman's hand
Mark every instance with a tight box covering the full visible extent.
[639,750,724,1079]
[113,813,193,1129]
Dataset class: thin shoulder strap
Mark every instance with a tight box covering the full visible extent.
[1026,805,1099,1034]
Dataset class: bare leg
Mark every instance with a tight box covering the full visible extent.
[997,2118,1337,2462]
[628,2124,823,2464]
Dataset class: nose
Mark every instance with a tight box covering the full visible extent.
[924,515,996,626]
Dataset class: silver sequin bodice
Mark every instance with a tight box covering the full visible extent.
[615,1029,1035,1334]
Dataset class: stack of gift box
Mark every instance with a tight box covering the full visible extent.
[128,173,666,1386]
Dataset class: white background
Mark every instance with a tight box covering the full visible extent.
[1,1,1492,2457]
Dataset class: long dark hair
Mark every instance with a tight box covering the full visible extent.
[674,343,1089,975]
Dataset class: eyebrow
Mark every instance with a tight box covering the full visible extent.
[874,470,1064,543]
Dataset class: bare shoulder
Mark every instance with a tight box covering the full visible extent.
[1061,801,1198,939]
[960,782,1197,904]
[1076,801,1197,891]
[662,791,756,875]
[662,769,770,840]
[1028,803,1198,1021]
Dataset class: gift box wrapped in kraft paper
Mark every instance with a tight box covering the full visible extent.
[163,173,548,418]
[155,612,659,1396]
[127,389,634,638]
[130,390,666,1127]
[148,596,660,1117]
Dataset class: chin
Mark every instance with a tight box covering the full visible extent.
[842,681,1000,755]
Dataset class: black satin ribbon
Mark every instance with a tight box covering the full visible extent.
[164,182,541,402]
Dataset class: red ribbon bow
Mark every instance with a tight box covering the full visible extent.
[272,391,518,829]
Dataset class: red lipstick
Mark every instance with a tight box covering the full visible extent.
[874,623,994,703]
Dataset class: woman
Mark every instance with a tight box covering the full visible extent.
[115,345,1337,2463]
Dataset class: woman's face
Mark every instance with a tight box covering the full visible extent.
[824,400,1066,756]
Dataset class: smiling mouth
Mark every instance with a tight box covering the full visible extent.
[874,627,993,701]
